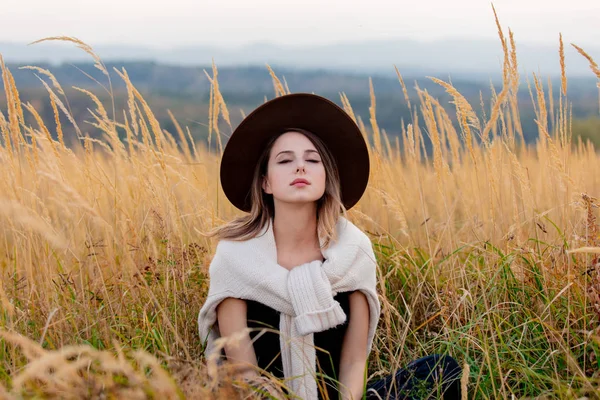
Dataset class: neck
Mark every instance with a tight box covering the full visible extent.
[272,202,319,250]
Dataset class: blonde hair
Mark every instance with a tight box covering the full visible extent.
[208,129,346,248]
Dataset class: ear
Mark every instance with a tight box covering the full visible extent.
[262,175,272,194]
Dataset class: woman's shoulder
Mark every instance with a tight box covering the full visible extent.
[214,238,241,251]
[210,234,266,265]
[214,235,257,251]
[335,216,372,247]
[207,238,260,280]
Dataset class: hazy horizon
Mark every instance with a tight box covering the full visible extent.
[2,34,596,50]
[1,0,599,48]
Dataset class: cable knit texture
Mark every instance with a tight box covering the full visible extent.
[197,217,381,399]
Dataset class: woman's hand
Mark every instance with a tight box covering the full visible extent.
[339,291,370,400]
[216,297,259,378]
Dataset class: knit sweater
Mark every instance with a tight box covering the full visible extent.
[197,217,381,399]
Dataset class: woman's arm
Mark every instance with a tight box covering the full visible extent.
[216,297,259,379]
[338,291,370,400]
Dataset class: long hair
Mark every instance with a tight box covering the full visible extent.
[207,128,346,248]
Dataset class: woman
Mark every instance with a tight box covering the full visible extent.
[198,94,461,399]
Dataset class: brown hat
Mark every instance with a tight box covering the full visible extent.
[220,93,370,212]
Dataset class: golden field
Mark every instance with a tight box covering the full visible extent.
[1,21,600,399]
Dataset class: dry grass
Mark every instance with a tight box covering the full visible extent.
[1,27,600,399]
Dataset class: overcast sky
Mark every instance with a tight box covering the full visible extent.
[1,0,598,48]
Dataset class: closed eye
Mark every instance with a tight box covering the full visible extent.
[276,159,320,164]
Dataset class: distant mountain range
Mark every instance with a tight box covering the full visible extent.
[1,38,599,79]
[3,59,598,149]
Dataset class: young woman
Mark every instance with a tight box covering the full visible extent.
[198,94,461,399]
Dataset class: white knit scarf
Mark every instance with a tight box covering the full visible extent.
[197,217,381,399]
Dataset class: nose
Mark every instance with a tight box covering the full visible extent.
[296,160,305,173]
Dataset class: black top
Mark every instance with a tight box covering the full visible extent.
[246,292,352,400]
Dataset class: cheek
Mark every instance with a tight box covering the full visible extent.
[314,164,327,189]
[266,167,287,190]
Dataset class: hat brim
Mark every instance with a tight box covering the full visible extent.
[220,93,370,212]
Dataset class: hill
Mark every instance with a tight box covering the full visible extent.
[1,60,599,148]
[2,38,599,78]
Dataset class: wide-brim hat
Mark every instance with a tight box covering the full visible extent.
[220,93,370,212]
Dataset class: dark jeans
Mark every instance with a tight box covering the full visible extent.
[364,354,462,400]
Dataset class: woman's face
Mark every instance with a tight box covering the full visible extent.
[262,131,327,207]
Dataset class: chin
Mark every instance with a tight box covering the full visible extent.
[276,196,321,206]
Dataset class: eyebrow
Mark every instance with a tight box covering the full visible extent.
[275,149,320,157]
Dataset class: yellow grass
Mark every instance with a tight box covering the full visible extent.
[1,30,600,399]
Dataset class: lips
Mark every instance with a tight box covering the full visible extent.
[290,178,310,186]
